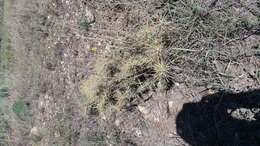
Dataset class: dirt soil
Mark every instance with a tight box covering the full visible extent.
[5,0,260,146]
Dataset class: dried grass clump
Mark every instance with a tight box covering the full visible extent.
[81,23,173,114]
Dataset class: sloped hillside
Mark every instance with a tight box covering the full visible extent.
[1,0,260,146]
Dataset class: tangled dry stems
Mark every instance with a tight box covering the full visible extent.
[81,22,174,114]
[81,0,260,115]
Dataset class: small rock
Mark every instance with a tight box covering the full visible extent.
[175,82,180,87]
[115,119,121,126]
[85,8,95,24]
[133,128,142,137]
[30,127,43,142]
[30,127,39,135]
[138,105,150,115]
[168,101,174,108]
[168,133,175,138]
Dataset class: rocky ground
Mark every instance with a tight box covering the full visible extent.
[1,0,260,146]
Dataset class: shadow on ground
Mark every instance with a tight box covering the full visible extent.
[176,90,260,146]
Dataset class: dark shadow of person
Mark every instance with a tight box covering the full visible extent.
[176,89,260,146]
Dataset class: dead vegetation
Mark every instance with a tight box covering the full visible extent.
[81,22,175,114]
[81,0,260,115]
[2,0,260,145]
